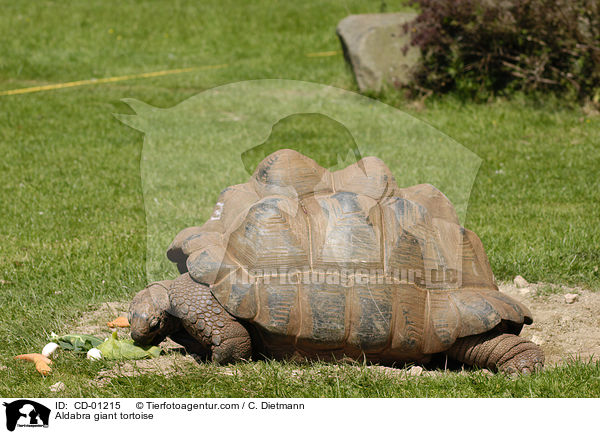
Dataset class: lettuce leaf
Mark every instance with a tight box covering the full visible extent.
[96,332,162,360]
[51,333,104,352]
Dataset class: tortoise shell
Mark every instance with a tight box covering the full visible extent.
[167,149,531,360]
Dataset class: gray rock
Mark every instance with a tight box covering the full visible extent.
[336,13,420,92]
[564,293,579,304]
[49,382,65,392]
[531,335,545,346]
[407,365,423,376]
[514,275,529,288]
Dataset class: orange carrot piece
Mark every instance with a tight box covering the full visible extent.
[107,316,130,328]
[15,353,52,365]
[15,353,52,375]
[34,360,52,376]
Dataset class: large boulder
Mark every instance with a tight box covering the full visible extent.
[336,13,420,92]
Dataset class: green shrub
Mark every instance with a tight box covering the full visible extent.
[405,0,600,102]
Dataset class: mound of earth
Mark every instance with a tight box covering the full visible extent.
[499,281,599,365]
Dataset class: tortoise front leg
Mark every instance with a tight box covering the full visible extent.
[168,329,211,362]
[209,320,253,364]
[182,306,253,364]
[168,273,253,364]
[445,331,544,374]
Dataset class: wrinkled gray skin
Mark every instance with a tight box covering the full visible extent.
[128,281,177,346]
[129,276,253,364]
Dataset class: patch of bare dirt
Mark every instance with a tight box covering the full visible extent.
[91,355,198,387]
[73,301,131,339]
[500,281,600,365]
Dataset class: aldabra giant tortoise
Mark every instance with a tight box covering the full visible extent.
[129,149,544,373]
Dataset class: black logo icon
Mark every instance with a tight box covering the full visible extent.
[3,400,50,431]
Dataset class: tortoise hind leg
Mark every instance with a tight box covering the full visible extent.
[445,331,544,374]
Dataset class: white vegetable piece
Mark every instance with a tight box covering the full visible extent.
[42,342,59,359]
[87,348,103,360]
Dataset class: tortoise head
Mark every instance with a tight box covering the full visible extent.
[128,281,176,346]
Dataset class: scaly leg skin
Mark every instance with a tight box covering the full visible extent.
[168,273,253,364]
[446,331,544,374]
[169,329,210,363]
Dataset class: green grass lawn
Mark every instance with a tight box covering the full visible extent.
[1,0,599,397]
